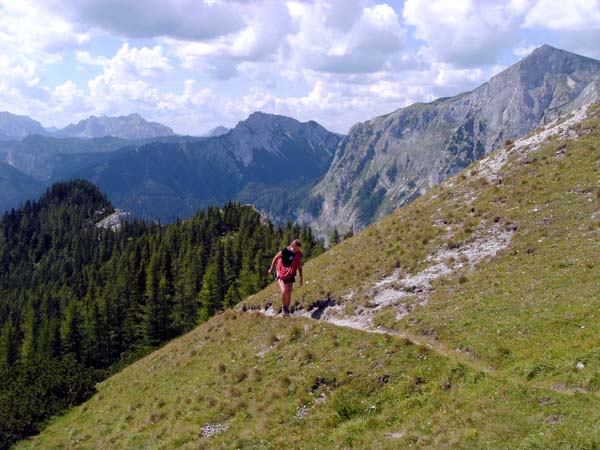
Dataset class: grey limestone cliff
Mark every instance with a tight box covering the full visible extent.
[58,113,176,139]
[307,45,600,234]
[0,112,49,141]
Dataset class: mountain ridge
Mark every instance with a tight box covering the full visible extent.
[74,112,342,222]
[57,113,176,139]
[305,44,600,235]
[0,112,49,141]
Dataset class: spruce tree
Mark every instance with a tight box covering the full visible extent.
[0,320,18,367]
[330,228,341,246]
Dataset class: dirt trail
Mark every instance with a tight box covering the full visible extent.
[245,102,598,399]
[249,306,589,397]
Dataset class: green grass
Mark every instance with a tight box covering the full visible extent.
[16,312,600,449]
[245,104,600,390]
[19,105,600,448]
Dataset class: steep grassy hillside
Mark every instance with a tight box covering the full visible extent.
[18,103,600,448]
[17,312,600,449]
[246,102,600,391]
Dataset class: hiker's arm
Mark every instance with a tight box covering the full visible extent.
[268,252,282,274]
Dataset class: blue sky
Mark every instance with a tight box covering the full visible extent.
[1,0,599,135]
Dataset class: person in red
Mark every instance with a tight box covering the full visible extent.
[268,239,303,316]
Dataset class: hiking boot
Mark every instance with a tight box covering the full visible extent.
[282,305,290,316]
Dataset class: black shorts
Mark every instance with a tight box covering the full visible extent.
[277,274,295,284]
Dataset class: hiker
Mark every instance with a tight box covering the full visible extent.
[268,239,303,316]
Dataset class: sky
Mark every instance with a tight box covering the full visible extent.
[1,0,600,135]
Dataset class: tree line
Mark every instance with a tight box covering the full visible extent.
[0,179,324,448]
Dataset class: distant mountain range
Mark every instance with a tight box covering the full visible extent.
[56,113,176,139]
[0,112,49,141]
[0,110,340,219]
[304,45,600,234]
[1,45,599,234]
[77,112,341,221]
[0,112,176,141]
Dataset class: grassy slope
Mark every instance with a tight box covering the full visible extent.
[246,103,600,390]
[18,105,600,449]
[17,312,600,449]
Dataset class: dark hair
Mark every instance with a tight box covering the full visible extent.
[291,239,301,247]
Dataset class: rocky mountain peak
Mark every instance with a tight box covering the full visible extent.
[517,44,600,75]
[203,126,229,138]
[0,112,49,141]
[308,45,600,235]
[229,112,336,166]
[58,113,176,140]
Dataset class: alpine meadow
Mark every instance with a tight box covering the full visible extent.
[2,1,600,449]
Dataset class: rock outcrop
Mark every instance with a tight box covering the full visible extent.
[307,45,600,234]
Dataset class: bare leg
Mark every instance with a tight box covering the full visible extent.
[278,280,293,315]
[283,284,293,308]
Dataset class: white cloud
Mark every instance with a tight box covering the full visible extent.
[75,51,108,66]
[522,0,600,58]
[164,0,293,79]
[403,0,521,67]
[523,0,600,31]
[288,2,406,74]
[166,1,407,79]
[513,42,537,57]
[84,44,174,113]
[45,0,244,41]
[0,0,89,87]
[49,81,86,114]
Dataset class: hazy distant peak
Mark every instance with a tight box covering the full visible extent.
[59,113,176,140]
[0,112,48,141]
[203,125,229,137]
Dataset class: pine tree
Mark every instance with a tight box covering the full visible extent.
[330,228,341,246]
[143,252,162,346]
[20,297,40,361]
[62,302,83,361]
[0,320,19,366]
[223,283,241,309]
[198,261,222,322]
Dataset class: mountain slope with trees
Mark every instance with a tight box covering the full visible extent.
[0,180,323,448]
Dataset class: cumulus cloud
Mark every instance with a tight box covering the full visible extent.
[288,2,406,74]
[164,0,294,79]
[522,0,600,58]
[83,44,174,114]
[166,1,407,79]
[0,0,88,86]
[45,0,244,41]
[523,0,600,31]
[403,0,522,67]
